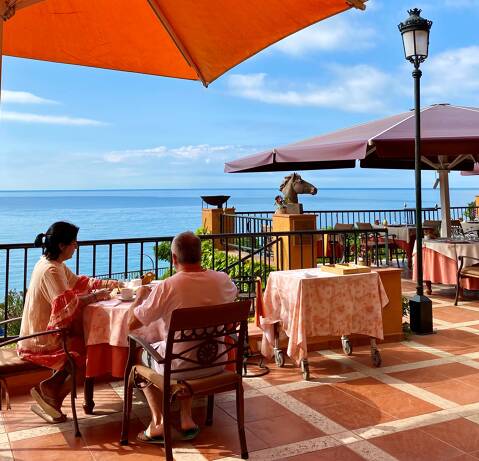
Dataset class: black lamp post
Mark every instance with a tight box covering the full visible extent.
[398,9,433,334]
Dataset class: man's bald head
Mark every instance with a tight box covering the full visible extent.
[171,231,202,265]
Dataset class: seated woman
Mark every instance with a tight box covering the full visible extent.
[17,221,118,422]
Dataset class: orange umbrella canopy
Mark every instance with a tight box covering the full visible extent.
[1,0,366,86]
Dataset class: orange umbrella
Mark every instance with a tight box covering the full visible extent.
[0,0,366,87]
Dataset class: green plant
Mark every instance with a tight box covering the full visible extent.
[0,290,24,336]
[464,201,477,221]
[401,296,412,339]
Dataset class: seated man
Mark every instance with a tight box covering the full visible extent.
[128,231,237,444]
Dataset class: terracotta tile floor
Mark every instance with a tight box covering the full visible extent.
[4,278,479,460]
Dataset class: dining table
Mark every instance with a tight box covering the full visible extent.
[82,284,160,413]
[413,238,479,294]
[260,267,389,379]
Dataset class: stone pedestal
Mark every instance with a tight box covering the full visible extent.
[272,213,317,270]
[201,207,235,249]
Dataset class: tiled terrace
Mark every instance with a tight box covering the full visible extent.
[4,279,479,460]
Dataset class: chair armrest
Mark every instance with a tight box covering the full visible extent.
[458,256,479,263]
[0,317,22,327]
[128,334,164,364]
[0,328,65,347]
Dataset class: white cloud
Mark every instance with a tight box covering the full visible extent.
[227,66,397,113]
[102,144,255,164]
[1,90,57,105]
[274,18,375,56]
[0,110,106,126]
[423,46,479,104]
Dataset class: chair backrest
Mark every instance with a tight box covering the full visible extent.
[334,223,354,231]
[163,300,250,380]
[355,222,373,231]
[423,220,441,230]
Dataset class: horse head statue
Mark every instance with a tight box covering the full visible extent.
[279,173,317,204]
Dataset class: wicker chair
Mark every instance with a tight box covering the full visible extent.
[120,300,251,461]
[0,317,80,436]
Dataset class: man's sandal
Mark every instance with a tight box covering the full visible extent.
[181,425,200,441]
[137,430,165,444]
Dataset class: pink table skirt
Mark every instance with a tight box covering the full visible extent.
[413,247,479,290]
[261,269,388,364]
[85,344,128,378]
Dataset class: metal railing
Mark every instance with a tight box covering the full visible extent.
[227,206,479,231]
[0,228,390,335]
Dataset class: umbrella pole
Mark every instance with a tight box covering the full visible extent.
[439,169,451,238]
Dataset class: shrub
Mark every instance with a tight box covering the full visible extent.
[0,290,24,336]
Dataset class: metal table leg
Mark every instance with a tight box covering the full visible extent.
[83,377,95,414]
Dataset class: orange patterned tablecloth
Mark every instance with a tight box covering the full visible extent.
[83,298,157,378]
[260,268,389,364]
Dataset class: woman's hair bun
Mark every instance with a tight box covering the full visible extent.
[34,233,45,248]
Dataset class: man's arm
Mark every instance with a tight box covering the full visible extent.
[127,285,152,331]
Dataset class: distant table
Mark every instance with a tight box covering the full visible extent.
[260,268,388,365]
[413,239,479,293]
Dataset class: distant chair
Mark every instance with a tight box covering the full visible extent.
[423,220,441,238]
[333,223,354,262]
[355,222,400,267]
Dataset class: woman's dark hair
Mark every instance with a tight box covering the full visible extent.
[34,221,79,261]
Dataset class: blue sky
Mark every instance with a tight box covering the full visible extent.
[1,0,479,190]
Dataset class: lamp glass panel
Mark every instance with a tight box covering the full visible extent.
[402,30,416,59]
[414,30,429,57]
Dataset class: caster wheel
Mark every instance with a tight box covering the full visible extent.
[274,350,285,367]
[371,350,382,367]
[342,339,353,356]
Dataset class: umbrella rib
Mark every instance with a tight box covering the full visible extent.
[367,105,434,145]
[147,0,208,87]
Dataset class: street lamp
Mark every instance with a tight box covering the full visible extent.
[398,9,433,335]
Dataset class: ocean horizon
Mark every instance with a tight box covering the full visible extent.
[1,187,477,244]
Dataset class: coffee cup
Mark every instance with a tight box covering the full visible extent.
[119,287,134,301]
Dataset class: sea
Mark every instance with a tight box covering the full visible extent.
[1,188,477,244]
[0,188,476,293]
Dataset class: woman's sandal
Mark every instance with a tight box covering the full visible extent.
[30,386,65,422]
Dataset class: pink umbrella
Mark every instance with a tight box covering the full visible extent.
[225,104,479,236]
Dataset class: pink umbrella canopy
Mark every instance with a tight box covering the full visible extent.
[225,104,479,173]
[461,163,479,176]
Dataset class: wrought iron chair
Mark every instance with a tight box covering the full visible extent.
[0,317,80,436]
[355,223,400,267]
[455,256,479,305]
[120,300,251,461]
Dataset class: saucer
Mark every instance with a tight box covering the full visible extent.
[118,294,135,302]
